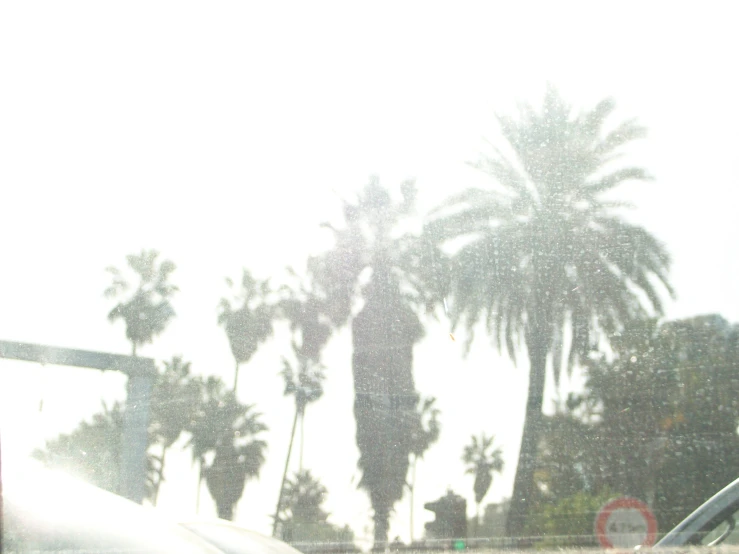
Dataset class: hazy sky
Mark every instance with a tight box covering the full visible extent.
[2,2,738,548]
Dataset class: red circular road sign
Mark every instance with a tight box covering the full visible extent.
[595,497,658,549]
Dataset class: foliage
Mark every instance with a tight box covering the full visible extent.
[533,315,739,535]
[583,314,739,530]
[277,278,333,364]
[278,287,330,421]
[308,177,447,328]
[32,401,158,500]
[352,269,424,549]
[218,269,275,389]
[463,434,504,508]
[105,250,178,355]
[187,375,268,520]
[280,469,330,524]
[308,177,444,549]
[279,470,357,549]
[149,356,201,502]
[425,86,672,534]
[524,489,619,548]
[34,357,199,504]
[410,396,441,459]
[532,400,602,502]
[272,285,330,535]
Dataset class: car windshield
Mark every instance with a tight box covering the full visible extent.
[2,3,738,553]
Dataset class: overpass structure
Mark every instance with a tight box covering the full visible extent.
[0,340,156,503]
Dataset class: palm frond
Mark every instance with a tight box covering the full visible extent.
[586,167,652,195]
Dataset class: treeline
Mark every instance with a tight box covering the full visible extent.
[31,86,739,550]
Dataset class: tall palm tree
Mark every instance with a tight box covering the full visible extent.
[105,249,178,356]
[272,288,330,535]
[279,286,333,468]
[273,348,325,535]
[425,87,673,535]
[218,269,274,391]
[187,376,267,520]
[463,434,504,525]
[308,178,444,550]
[408,396,440,542]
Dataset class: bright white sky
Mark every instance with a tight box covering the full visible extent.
[1,2,738,549]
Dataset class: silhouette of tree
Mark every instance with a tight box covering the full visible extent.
[187,375,267,520]
[148,356,200,505]
[527,315,739,536]
[281,353,325,467]
[463,434,504,524]
[218,269,274,391]
[532,397,601,503]
[524,488,618,548]
[32,401,158,500]
[272,285,331,534]
[35,357,200,505]
[278,470,357,548]
[308,178,444,550]
[584,315,739,530]
[280,469,330,525]
[278,285,332,470]
[105,249,177,356]
[425,87,673,535]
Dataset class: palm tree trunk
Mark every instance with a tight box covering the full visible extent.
[409,455,417,543]
[217,502,234,521]
[195,459,203,514]
[299,411,305,471]
[272,406,300,537]
[153,446,167,506]
[505,336,547,538]
[373,509,390,552]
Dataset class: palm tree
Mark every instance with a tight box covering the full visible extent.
[272,289,330,535]
[280,469,330,526]
[279,287,333,468]
[463,434,504,526]
[273,349,325,534]
[308,178,444,550]
[33,401,159,501]
[149,356,200,505]
[408,396,440,542]
[105,249,178,356]
[278,470,356,547]
[425,87,673,535]
[218,269,274,391]
[187,375,267,520]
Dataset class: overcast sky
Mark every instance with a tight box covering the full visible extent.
[2,2,738,548]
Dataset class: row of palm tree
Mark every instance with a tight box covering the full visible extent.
[102,85,673,545]
[301,86,672,543]
[104,252,271,519]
